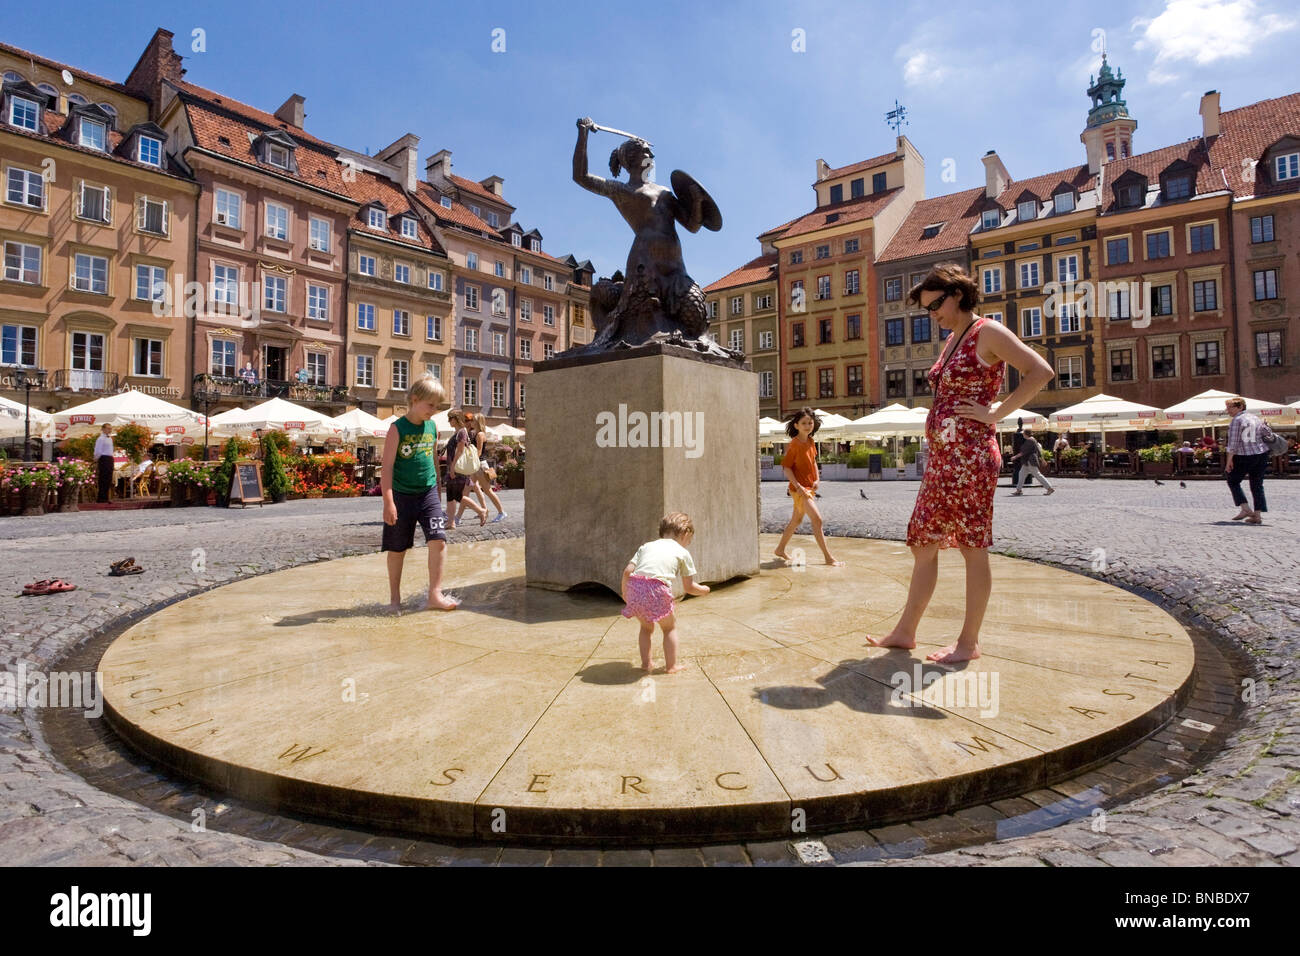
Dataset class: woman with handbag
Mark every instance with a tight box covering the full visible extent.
[445,410,488,528]
[463,412,508,523]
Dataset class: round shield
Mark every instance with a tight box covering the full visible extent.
[670,169,723,232]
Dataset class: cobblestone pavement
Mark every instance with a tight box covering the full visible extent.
[0,478,1296,865]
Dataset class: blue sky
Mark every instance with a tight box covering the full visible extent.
[6,0,1298,284]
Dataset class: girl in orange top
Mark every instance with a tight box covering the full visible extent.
[775,407,844,567]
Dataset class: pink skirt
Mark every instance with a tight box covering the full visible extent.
[621,575,675,623]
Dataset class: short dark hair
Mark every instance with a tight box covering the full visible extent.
[785,406,821,439]
[907,262,980,312]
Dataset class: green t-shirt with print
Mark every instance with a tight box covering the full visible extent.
[391,415,438,493]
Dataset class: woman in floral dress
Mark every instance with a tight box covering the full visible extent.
[868,264,1052,662]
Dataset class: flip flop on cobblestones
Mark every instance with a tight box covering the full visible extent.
[22,579,76,596]
[109,557,144,576]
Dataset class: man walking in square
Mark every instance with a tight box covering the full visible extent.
[1011,429,1054,496]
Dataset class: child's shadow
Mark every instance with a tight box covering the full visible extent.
[576,661,645,685]
[755,656,957,719]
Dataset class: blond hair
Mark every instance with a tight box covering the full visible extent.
[410,376,446,406]
[659,512,695,539]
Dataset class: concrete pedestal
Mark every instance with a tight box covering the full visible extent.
[525,344,759,595]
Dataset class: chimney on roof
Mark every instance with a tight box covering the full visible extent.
[981,150,1010,199]
[124,28,185,120]
[480,175,505,199]
[274,94,305,129]
[377,133,420,192]
[426,149,453,185]
[816,158,831,181]
[1199,90,1221,139]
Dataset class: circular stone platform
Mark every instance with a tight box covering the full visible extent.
[101,536,1194,845]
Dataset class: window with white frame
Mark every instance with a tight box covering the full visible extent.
[137,136,162,167]
[3,242,41,284]
[759,330,774,349]
[426,315,442,341]
[470,204,480,218]
[1058,302,1081,333]
[1274,152,1299,182]
[306,351,327,384]
[1193,279,1217,312]
[212,264,238,307]
[135,264,166,302]
[77,182,110,223]
[392,359,409,391]
[307,283,329,320]
[133,338,163,377]
[8,95,39,131]
[355,354,374,386]
[215,189,241,228]
[78,116,106,150]
[73,253,108,293]
[492,379,505,408]
[544,273,553,291]
[520,338,532,359]
[1,323,37,366]
[309,217,330,251]
[265,202,288,240]
[1021,307,1042,337]
[520,267,531,285]
[1053,192,1075,213]
[367,207,386,230]
[465,328,478,352]
[263,274,286,312]
[425,362,441,382]
[530,239,540,252]
[759,370,773,398]
[267,143,290,168]
[1056,355,1082,389]
[730,296,743,315]
[706,300,718,319]
[511,233,521,247]
[6,167,44,209]
[494,260,504,278]
[210,338,237,377]
[428,271,443,291]
[1253,269,1278,300]
[395,263,410,284]
[358,254,376,276]
[1107,285,1131,319]
[462,377,478,406]
[400,217,417,239]
[543,342,555,360]
[440,196,452,209]
[982,267,1001,294]
[493,331,505,355]
[1056,254,1079,284]
[981,209,1000,230]
[520,299,532,322]
[1017,199,1037,222]
[984,311,1003,324]
[465,285,479,310]
[488,211,499,228]
[518,381,526,409]
[730,328,744,351]
[1019,261,1040,288]
[357,303,375,330]
[467,252,478,270]
[755,293,772,311]
[137,196,168,236]
[393,310,410,336]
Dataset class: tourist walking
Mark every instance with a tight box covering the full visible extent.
[1010,429,1055,495]
[444,410,487,528]
[94,424,115,503]
[621,512,709,673]
[773,407,843,567]
[867,264,1053,662]
[1224,396,1278,525]
[463,412,507,522]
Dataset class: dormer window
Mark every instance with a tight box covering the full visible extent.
[511,233,521,247]
[440,196,452,209]
[37,83,58,105]
[1017,200,1037,222]
[1120,184,1142,207]
[1053,192,1076,213]
[400,216,417,239]
[367,207,386,229]
[8,95,40,131]
[1276,152,1300,181]
[470,204,481,217]
[981,209,1000,230]
[267,143,290,169]
[1165,176,1191,200]
[67,93,87,107]
[487,211,500,228]
[530,239,540,252]
[921,225,941,239]
[137,135,162,167]
[78,116,106,151]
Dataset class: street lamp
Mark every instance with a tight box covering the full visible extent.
[13,368,47,462]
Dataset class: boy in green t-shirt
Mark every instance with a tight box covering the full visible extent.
[381,377,458,611]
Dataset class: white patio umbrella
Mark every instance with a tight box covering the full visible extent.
[1160,389,1291,428]
[1049,392,1162,457]
[841,403,929,438]
[384,410,454,442]
[209,397,343,441]
[52,389,208,441]
[492,423,526,440]
[995,407,1050,433]
[0,396,52,440]
[334,407,391,442]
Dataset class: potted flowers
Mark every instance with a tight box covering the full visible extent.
[52,458,94,512]
[6,466,55,515]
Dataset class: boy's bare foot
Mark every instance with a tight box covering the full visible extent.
[823,557,845,566]
[386,602,403,615]
[664,663,686,674]
[925,642,980,662]
[866,630,916,649]
[425,592,460,611]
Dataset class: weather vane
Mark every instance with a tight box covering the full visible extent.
[885,99,909,136]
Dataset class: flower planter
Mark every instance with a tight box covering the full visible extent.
[505,471,525,489]
[1140,460,1174,477]
[171,484,189,507]
[58,485,82,512]
[21,485,48,516]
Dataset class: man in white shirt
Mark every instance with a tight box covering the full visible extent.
[94,424,115,502]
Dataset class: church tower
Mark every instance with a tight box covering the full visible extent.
[1080,53,1137,174]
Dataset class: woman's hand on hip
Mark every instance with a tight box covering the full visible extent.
[954,400,999,424]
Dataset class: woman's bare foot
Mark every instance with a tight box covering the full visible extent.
[866,630,916,649]
[664,663,686,674]
[425,591,460,611]
[823,556,845,566]
[773,549,790,562]
[926,642,980,662]
[386,601,403,615]
[640,660,653,673]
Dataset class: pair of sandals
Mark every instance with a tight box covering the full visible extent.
[22,579,77,596]
[109,557,145,576]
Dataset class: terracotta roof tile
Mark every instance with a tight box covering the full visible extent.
[413,181,499,233]
[762,189,902,241]
[993,164,1096,208]
[878,187,986,263]
[1210,91,1300,199]
[704,254,777,292]
[2,104,189,181]
[449,172,515,210]
[174,80,333,148]
[348,172,443,253]
[814,149,897,184]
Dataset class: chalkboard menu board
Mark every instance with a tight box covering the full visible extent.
[867,454,883,480]
[230,460,264,507]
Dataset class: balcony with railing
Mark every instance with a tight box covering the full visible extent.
[50,369,122,394]
[192,374,350,406]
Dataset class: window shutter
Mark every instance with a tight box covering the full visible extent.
[161,200,169,236]
[102,186,112,225]
[136,196,146,231]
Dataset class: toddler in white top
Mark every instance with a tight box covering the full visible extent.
[621,512,709,673]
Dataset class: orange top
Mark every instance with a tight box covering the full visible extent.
[782,438,818,492]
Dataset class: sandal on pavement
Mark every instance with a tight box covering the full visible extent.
[24,579,76,595]
[109,557,137,576]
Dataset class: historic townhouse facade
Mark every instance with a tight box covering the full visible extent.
[703,253,780,418]
[875,187,984,409]
[1,41,198,418]
[761,136,924,418]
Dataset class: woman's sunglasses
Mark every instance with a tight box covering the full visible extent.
[921,291,950,312]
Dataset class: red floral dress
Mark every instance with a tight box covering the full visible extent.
[906,317,1005,550]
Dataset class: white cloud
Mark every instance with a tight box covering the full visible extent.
[901,50,950,89]
[1131,0,1298,82]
